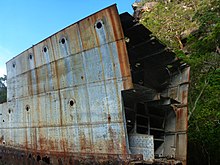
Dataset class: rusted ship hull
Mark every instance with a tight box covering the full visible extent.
[0,5,189,165]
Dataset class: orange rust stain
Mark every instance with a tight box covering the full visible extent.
[182,90,188,104]
[80,133,87,151]
[48,139,56,151]
[116,40,133,90]
[177,108,182,119]
[107,139,115,154]
[32,46,40,95]
[33,128,37,153]
[60,138,68,153]
[49,37,59,90]
[108,126,116,153]
[39,137,48,152]
[176,108,188,131]
[25,128,28,150]
[109,6,133,91]
[93,22,101,46]
[27,71,33,96]
[0,136,4,144]
[57,90,63,126]
[108,6,124,41]
[78,18,96,51]
[121,135,128,156]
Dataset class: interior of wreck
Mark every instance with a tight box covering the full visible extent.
[120,12,187,161]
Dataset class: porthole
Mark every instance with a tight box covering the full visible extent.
[26,105,30,112]
[12,63,16,68]
[69,99,76,107]
[96,22,102,29]
[43,46,48,53]
[37,155,41,162]
[60,37,66,44]
[95,20,103,29]
[29,54,33,60]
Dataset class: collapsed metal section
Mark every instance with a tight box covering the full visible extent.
[120,13,189,164]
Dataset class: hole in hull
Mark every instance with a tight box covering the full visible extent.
[42,156,50,164]
[37,155,41,162]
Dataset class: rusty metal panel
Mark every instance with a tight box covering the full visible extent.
[78,6,124,51]
[176,133,187,161]
[0,103,7,144]
[163,67,190,165]
[2,4,135,164]
[6,9,132,98]
[167,67,190,132]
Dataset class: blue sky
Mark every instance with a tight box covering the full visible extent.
[0,0,135,77]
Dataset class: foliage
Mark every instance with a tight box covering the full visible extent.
[140,0,220,164]
[0,75,7,104]
[187,1,220,164]
[140,0,199,50]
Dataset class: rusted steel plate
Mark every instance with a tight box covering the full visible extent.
[0,146,143,164]
[6,5,132,100]
[2,4,134,164]
[162,67,190,164]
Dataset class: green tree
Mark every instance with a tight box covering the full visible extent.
[139,0,220,164]
[140,0,199,50]
[0,75,7,103]
[186,0,220,164]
